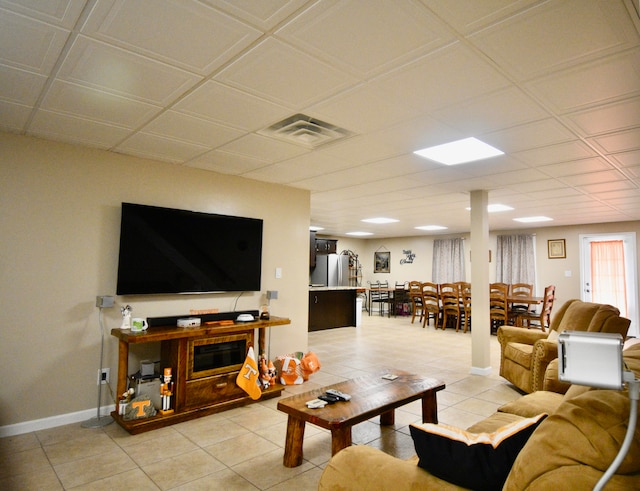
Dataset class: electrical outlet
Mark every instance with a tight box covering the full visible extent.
[98,368,110,385]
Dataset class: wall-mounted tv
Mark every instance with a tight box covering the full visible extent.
[116,203,263,295]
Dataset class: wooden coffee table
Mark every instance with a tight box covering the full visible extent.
[276,369,445,467]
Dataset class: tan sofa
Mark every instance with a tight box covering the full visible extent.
[318,343,640,490]
[497,299,630,394]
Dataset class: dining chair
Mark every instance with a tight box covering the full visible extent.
[440,283,462,331]
[369,280,391,317]
[518,285,556,332]
[508,283,534,325]
[456,282,471,333]
[489,283,509,333]
[409,281,424,325]
[421,282,441,328]
[392,281,409,316]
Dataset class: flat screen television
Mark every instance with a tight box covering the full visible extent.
[116,203,263,295]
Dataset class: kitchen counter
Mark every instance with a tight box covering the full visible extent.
[309,286,360,291]
[308,288,357,331]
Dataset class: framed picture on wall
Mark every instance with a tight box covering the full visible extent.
[374,251,390,273]
[548,239,566,259]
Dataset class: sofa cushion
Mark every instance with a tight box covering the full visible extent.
[410,413,547,491]
[503,342,533,369]
[498,390,564,418]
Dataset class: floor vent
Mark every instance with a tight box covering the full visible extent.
[259,114,353,148]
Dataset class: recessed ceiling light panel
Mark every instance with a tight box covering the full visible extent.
[415,225,448,231]
[414,137,504,165]
[346,231,374,236]
[513,216,553,223]
[309,225,324,231]
[361,217,399,224]
[465,204,514,212]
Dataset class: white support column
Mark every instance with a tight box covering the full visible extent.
[470,190,491,375]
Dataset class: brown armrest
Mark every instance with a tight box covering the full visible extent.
[497,325,548,347]
[531,339,560,392]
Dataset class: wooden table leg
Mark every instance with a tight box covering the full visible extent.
[331,426,352,456]
[380,409,395,426]
[283,415,305,467]
[421,390,438,424]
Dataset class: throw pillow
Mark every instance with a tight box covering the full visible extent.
[410,413,547,491]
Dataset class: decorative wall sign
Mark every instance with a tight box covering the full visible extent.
[548,239,566,259]
[374,251,390,273]
[400,249,415,264]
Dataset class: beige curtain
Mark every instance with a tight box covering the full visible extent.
[496,235,535,286]
[591,240,627,317]
[432,238,465,283]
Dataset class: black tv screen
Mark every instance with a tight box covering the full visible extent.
[116,203,263,295]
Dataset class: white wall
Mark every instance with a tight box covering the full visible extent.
[0,133,310,427]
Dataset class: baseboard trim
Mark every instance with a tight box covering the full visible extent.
[0,404,116,437]
[469,366,492,376]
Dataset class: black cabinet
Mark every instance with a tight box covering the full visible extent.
[308,289,356,331]
[315,238,337,254]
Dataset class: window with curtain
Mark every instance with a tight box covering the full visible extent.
[591,240,627,317]
[432,238,465,283]
[496,235,536,287]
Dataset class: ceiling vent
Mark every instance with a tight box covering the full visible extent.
[259,114,353,148]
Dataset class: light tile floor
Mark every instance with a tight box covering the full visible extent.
[0,314,522,490]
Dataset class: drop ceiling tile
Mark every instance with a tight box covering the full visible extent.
[372,43,510,113]
[559,169,627,187]
[469,0,639,80]
[205,0,307,30]
[58,36,202,105]
[276,0,454,78]
[423,0,540,35]
[308,83,420,134]
[82,0,262,75]
[591,127,640,154]
[116,132,210,163]
[174,80,291,132]
[187,149,270,175]
[319,133,400,165]
[513,140,597,167]
[0,0,86,28]
[41,80,162,128]
[0,64,47,105]
[0,7,71,74]
[373,115,461,155]
[483,118,575,153]
[216,37,358,107]
[217,132,308,163]
[578,179,636,194]
[141,111,243,148]
[28,109,131,148]
[0,100,32,131]
[539,158,613,177]
[566,97,640,136]
[526,50,640,113]
[609,150,640,169]
[438,86,551,136]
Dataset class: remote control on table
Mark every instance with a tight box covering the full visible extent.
[318,394,340,404]
[325,389,351,401]
[306,398,328,409]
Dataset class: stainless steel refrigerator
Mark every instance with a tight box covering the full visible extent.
[310,253,350,287]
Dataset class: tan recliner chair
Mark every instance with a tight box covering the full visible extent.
[497,299,630,394]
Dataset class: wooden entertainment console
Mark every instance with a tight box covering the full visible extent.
[110,316,291,434]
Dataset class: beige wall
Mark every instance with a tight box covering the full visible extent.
[321,221,640,337]
[0,133,310,428]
